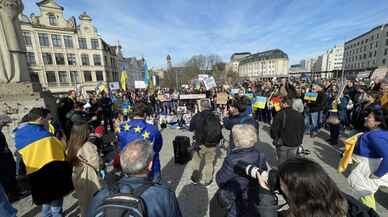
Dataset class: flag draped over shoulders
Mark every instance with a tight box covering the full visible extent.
[15,123,73,205]
[15,123,66,175]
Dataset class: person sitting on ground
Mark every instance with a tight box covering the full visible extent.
[87,139,182,217]
[215,124,266,217]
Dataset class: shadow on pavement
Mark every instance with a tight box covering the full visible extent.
[313,141,342,170]
[161,158,187,192]
[178,184,209,217]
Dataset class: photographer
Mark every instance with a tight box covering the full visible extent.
[256,158,379,217]
[214,124,266,217]
[223,96,258,154]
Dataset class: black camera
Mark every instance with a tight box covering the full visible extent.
[235,161,280,193]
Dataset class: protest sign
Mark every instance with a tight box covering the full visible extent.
[203,76,217,90]
[109,82,120,90]
[304,92,318,101]
[216,92,229,105]
[134,81,146,89]
[179,94,207,100]
[198,74,209,81]
[253,96,267,109]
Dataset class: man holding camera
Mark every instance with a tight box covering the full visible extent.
[215,124,266,217]
[223,96,259,154]
[270,97,304,164]
[190,99,223,186]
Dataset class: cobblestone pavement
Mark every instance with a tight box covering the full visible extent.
[12,123,388,217]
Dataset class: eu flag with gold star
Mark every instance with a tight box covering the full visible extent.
[118,119,163,178]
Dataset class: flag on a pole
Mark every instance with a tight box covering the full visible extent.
[120,64,127,91]
[144,61,149,87]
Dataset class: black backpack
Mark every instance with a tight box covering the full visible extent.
[92,183,151,217]
[201,111,223,145]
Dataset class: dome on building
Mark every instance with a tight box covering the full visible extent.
[79,12,92,21]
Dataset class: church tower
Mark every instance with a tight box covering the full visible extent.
[166,54,172,71]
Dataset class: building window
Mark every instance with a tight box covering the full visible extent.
[93,54,102,65]
[42,53,53,64]
[386,39,388,46]
[64,35,74,48]
[26,52,36,65]
[385,49,388,56]
[81,54,90,65]
[83,71,92,82]
[23,32,32,47]
[374,51,377,57]
[58,71,68,83]
[91,39,99,49]
[51,34,62,48]
[55,53,65,65]
[79,38,87,49]
[96,71,104,81]
[383,59,386,65]
[376,42,379,48]
[48,14,57,26]
[70,71,80,83]
[38,33,50,47]
[46,71,56,83]
[67,54,76,65]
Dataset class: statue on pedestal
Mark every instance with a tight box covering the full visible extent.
[0,0,29,83]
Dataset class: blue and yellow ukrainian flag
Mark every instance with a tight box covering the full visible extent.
[15,123,66,175]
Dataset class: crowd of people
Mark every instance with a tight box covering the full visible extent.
[0,75,387,217]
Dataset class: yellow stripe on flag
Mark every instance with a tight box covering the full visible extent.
[19,136,66,175]
[337,133,363,173]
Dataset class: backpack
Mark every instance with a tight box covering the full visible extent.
[92,183,152,217]
[201,111,223,145]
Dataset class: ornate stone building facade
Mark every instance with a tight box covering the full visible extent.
[19,0,121,93]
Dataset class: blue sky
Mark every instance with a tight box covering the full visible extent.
[24,0,388,68]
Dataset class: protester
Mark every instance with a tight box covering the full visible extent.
[215,124,265,217]
[117,102,163,181]
[190,99,223,186]
[0,114,17,200]
[100,91,114,132]
[223,95,258,152]
[307,84,328,137]
[348,108,388,210]
[270,97,304,163]
[256,158,379,217]
[14,108,73,217]
[65,102,89,139]
[87,139,182,217]
[67,121,101,217]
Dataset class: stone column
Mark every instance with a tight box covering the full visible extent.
[0,0,29,83]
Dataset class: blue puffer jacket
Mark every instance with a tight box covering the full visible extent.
[216,147,266,217]
[87,176,182,217]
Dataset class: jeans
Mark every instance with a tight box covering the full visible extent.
[192,146,217,185]
[304,113,310,133]
[276,146,298,164]
[310,112,321,134]
[0,184,16,217]
[42,198,63,217]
